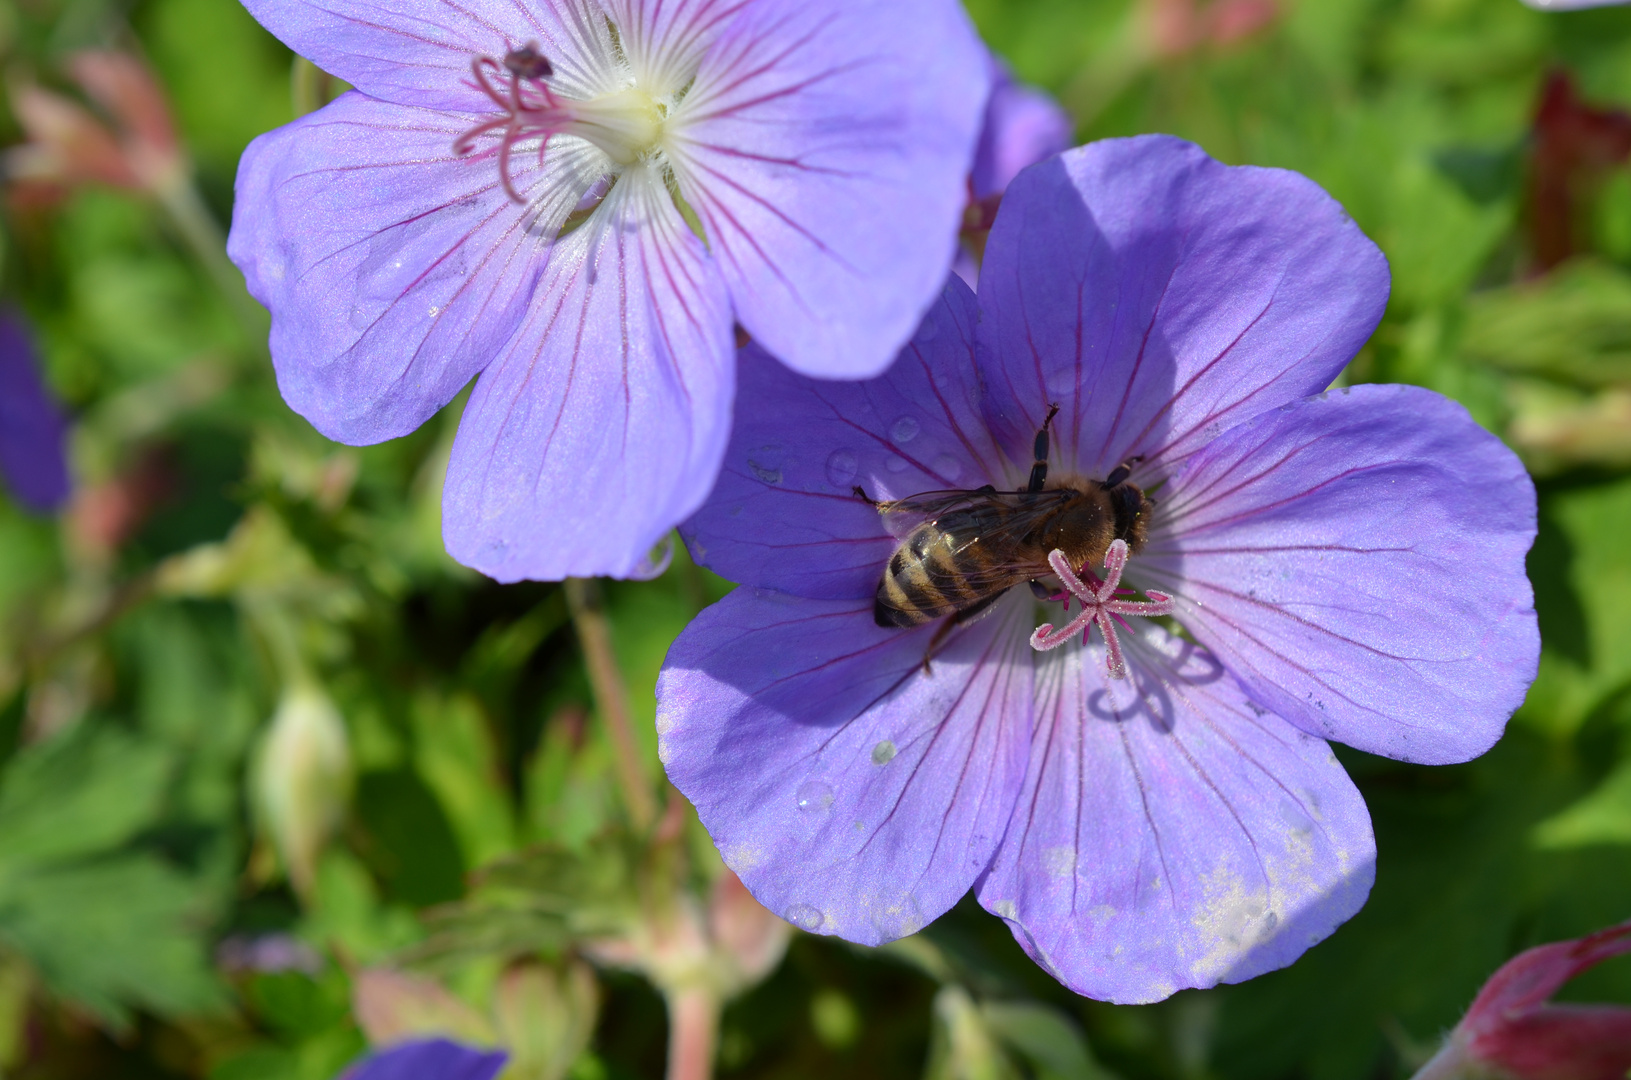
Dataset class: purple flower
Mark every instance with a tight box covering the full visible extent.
[971,63,1073,203]
[227,0,988,581]
[341,1039,506,1080]
[0,310,70,514]
[656,136,1539,1002]
[955,60,1072,288]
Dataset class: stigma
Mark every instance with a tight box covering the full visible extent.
[1029,541,1176,679]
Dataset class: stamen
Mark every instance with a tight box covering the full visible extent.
[455,47,571,205]
[1029,540,1176,679]
[453,40,667,205]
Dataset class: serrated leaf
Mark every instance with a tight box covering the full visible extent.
[0,854,222,1025]
[0,727,170,870]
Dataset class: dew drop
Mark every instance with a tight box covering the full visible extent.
[932,454,962,482]
[916,318,940,343]
[796,780,834,812]
[885,457,909,474]
[890,416,921,444]
[825,450,858,487]
[871,740,897,765]
[785,903,825,931]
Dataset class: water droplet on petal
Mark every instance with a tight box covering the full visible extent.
[933,454,962,482]
[871,740,897,765]
[627,535,674,580]
[785,903,824,931]
[825,450,858,487]
[885,457,908,474]
[916,318,940,343]
[796,780,834,812]
[890,416,920,444]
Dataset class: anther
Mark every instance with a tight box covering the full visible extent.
[1029,540,1176,679]
[504,42,554,81]
[455,46,569,205]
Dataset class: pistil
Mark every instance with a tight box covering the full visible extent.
[454,42,667,204]
[1029,541,1175,679]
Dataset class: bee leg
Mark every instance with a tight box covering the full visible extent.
[1027,403,1062,493]
[1103,455,1145,489]
[852,484,880,508]
[921,617,957,675]
[922,592,1007,673]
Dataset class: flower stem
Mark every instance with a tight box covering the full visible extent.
[564,578,658,833]
[665,986,720,1080]
[1405,1041,1473,1080]
[153,177,268,352]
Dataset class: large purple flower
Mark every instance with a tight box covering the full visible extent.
[656,136,1539,1002]
[228,0,987,581]
[0,310,70,514]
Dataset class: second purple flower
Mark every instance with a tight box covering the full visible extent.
[658,136,1540,1003]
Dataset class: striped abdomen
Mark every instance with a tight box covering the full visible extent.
[873,507,1024,628]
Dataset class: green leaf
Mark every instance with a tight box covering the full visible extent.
[982,1001,1119,1080]
[411,694,517,869]
[1462,261,1631,388]
[0,727,170,870]
[0,854,223,1025]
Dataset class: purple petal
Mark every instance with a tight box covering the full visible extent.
[441,165,734,581]
[971,63,1072,201]
[342,1039,507,1080]
[1140,383,1538,765]
[0,311,70,513]
[240,0,618,112]
[977,136,1390,485]
[682,278,1008,599]
[229,92,593,446]
[669,0,988,379]
[658,588,1033,944]
[975,626,1375,1004]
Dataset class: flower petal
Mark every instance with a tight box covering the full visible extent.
[658,588,1033,945]
[0,311,70,513]
[240,0,620,111]
[229,92,609,445]
[975,625,1375,1004]
[1144,383,1538,765]
[971,63,1072,201]
[668,0,988,379]
[343,1038,507,1080]
[977,136,1390,484]
[442,164,733,581]
[682,278,1006,598]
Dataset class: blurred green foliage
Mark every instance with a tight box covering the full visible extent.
[0,0,1629,1077]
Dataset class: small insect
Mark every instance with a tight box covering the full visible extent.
[857,404,1151,648]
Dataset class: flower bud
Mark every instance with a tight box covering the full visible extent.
[1411,919,1631,1080]
[253,683,352,899]
[492,959,599,1080]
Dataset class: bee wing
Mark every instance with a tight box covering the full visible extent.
[882,488,1079,593]
[873,489,1011,518]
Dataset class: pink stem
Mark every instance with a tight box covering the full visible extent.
[666,986,721,1080]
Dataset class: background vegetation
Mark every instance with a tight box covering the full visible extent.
[0,0,1628,1076]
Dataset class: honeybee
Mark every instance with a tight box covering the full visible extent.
[858,405,1151,633]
